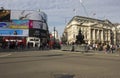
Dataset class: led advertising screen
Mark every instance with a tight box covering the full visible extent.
[29,29,47,38]
[10,20,29,29]
[29,29,40,37]
[0,22,9,29]
[0,29,28,36]
[29,20,43,29]
[0,10,10,22]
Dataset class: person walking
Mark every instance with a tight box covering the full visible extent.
[15,40,18,49]
[110,44,115,53]
[106,44,110,53]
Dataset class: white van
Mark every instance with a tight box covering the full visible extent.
[26,37,40,47]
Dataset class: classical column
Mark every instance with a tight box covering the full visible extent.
[88,27,91,44]
[93,29,96,42]
[95,29,97,40]
[108,30,111,41]
[99,30,101,41]
[107,30,109,43]
[91,29,93,40]
[97,29,100,40]
[101,30,104,43]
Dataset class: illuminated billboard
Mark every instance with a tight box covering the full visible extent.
[0,29,28,36]
[10,20,29,29]
[29,20,43,29]
[0,10,10,22]
[0,22,9,28]
[29,29,47,38]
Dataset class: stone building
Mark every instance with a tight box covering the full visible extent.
[63,16,116,45]
[115,23,120,44]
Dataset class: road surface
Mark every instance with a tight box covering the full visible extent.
[0,50,120,78]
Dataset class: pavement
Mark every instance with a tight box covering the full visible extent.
[0,48,119,57]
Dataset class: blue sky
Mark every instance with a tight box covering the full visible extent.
[0,0,120,36]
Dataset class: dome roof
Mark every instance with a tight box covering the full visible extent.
[27,11,43,20]
[11,10,47,21]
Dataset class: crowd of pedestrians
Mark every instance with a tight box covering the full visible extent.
[87,43,120,53]
[0,41,25,50]
[0,40,120,54]
[0,41,61,51]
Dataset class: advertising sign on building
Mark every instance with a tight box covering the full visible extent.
[0,22,9,28]
[9,20,29,29]
[29,29,40,37]
[29,20,43,29]
[29,29,47,38]
[0,29,28,36]
[0,10,10,22]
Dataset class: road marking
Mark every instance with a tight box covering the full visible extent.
[0,53,12,57]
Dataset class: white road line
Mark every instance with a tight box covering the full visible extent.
[0,53,12,57]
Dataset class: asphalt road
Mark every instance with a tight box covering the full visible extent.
[0,50,120,78]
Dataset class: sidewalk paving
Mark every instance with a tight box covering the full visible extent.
[60,49,120,57]
[0,48,119,57]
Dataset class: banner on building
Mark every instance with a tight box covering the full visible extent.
[0,10,10,22]
[9,20,29,29]
[0,22,9,28]
[0,29,28,36]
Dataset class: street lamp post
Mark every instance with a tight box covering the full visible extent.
[53,27,56,49]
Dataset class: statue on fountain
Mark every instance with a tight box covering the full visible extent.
[75,28,85,45]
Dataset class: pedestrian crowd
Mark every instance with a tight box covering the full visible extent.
[87,43,120,53]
